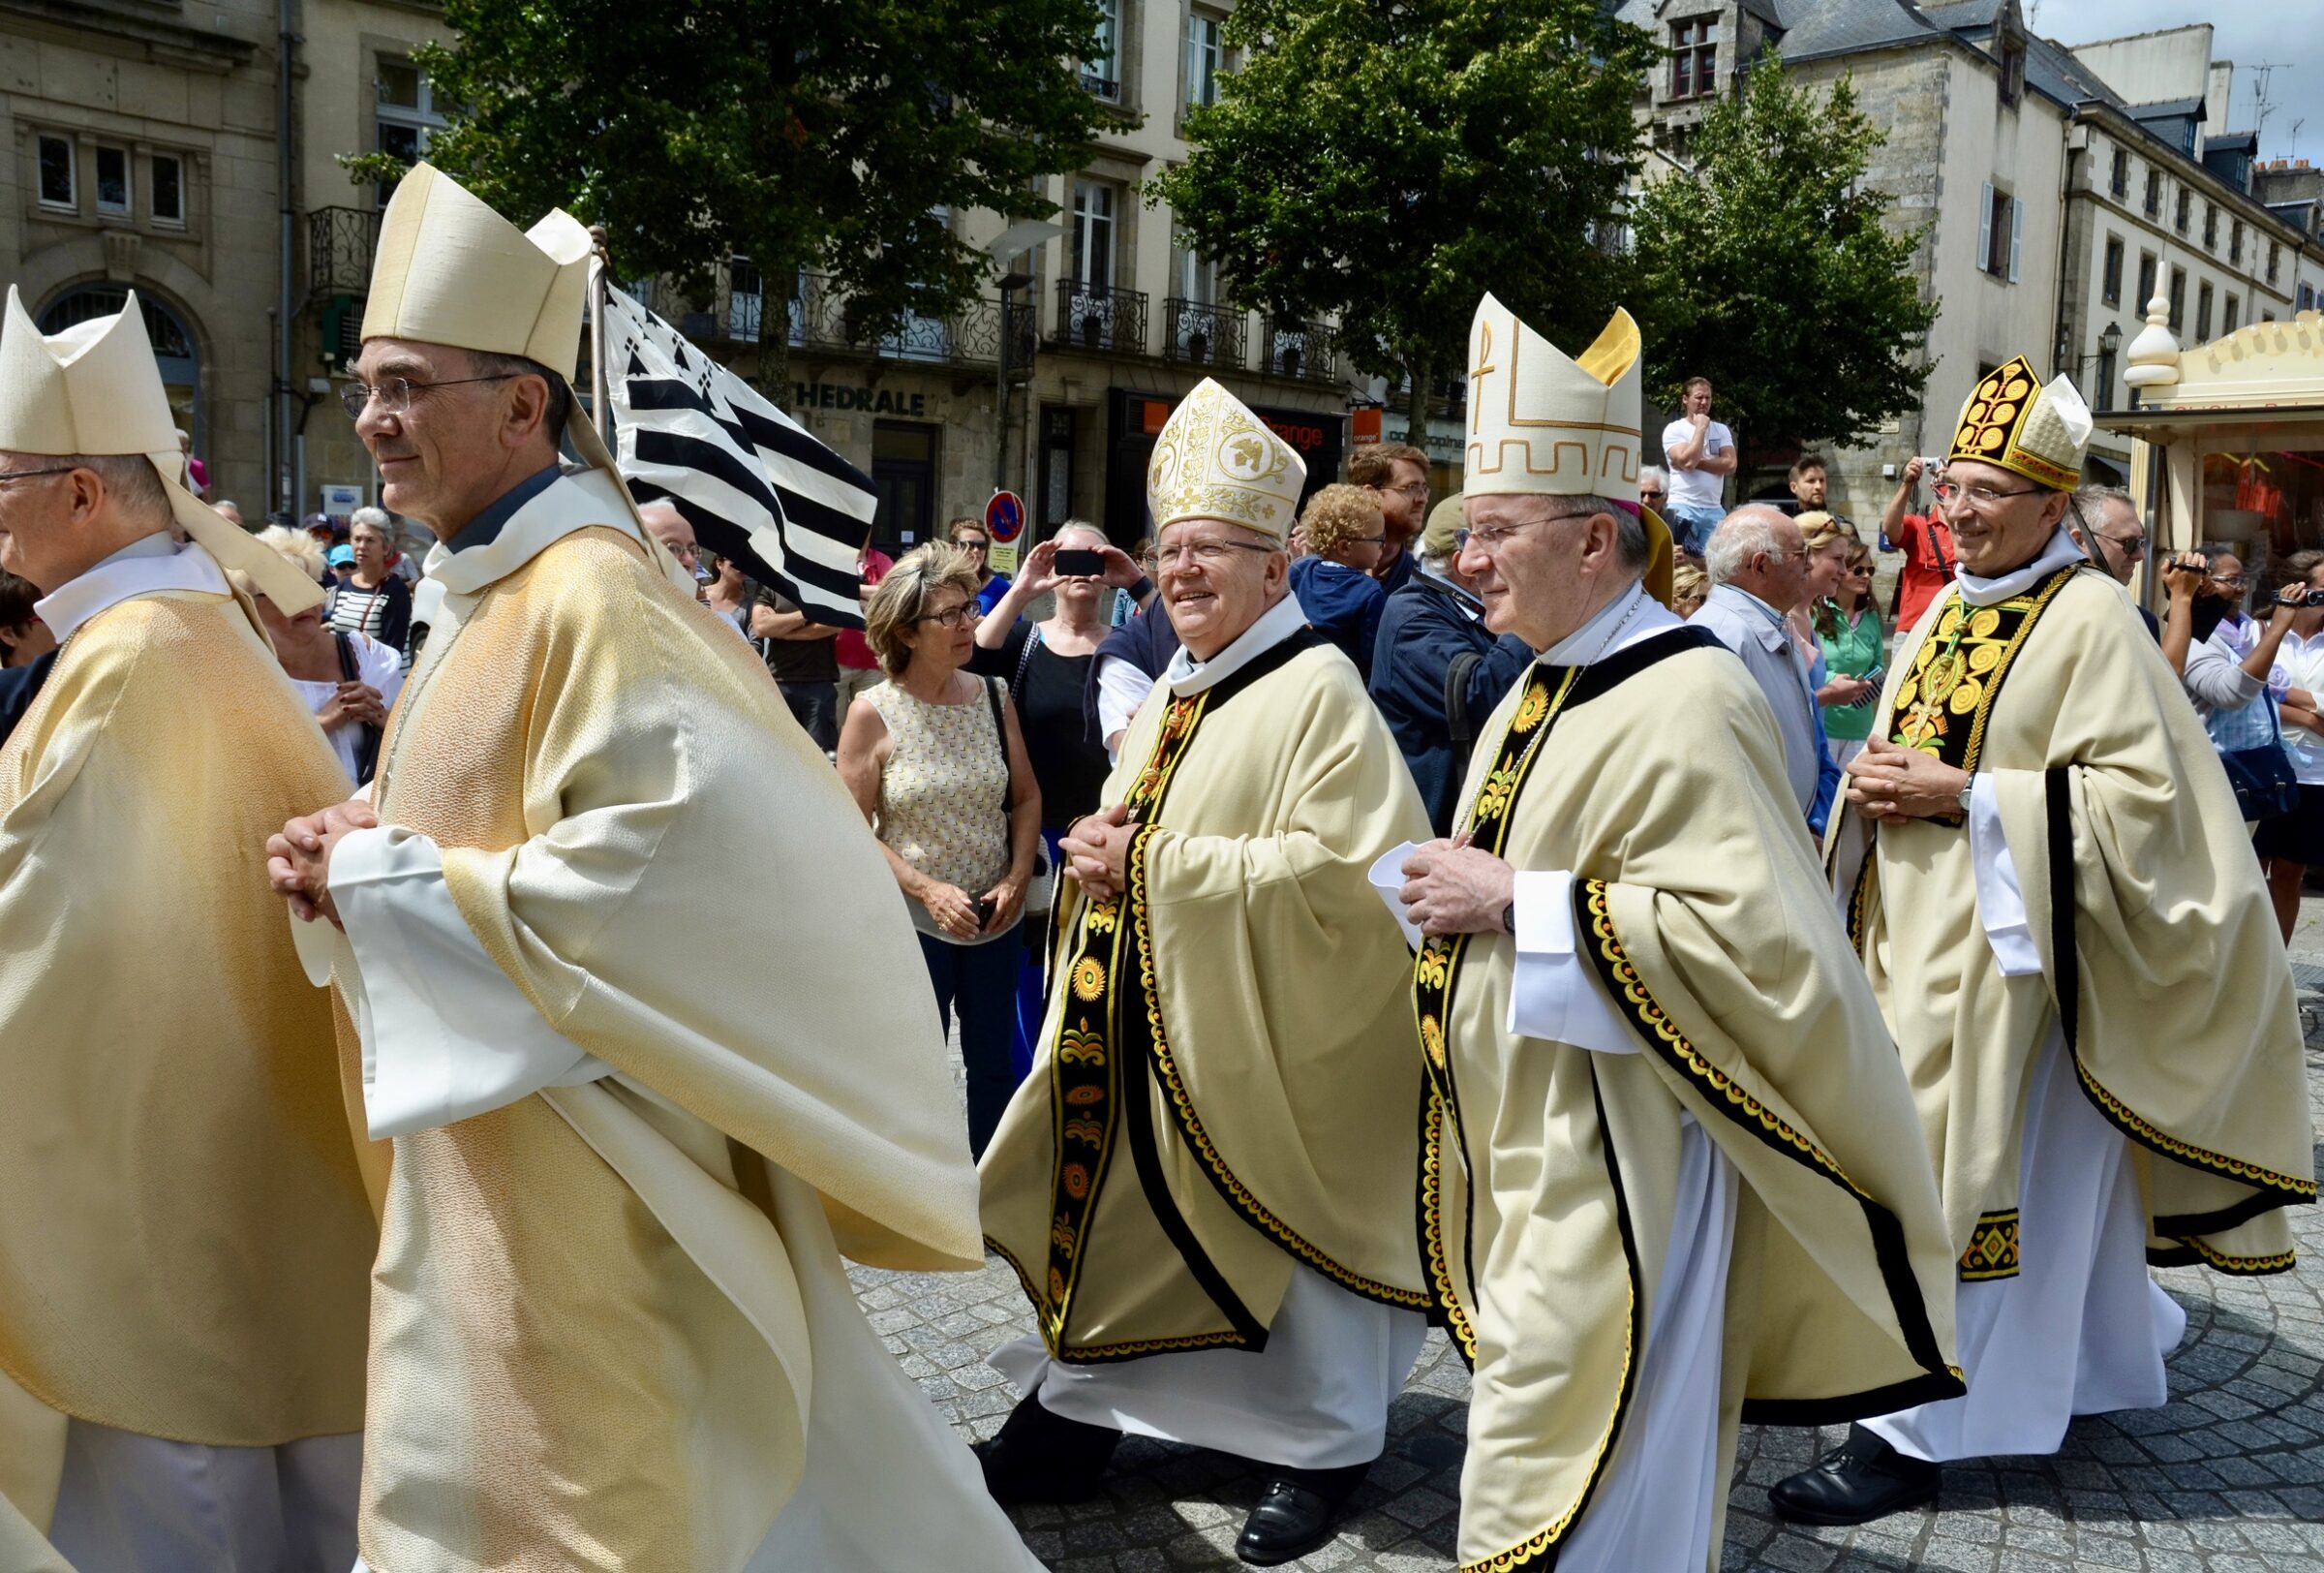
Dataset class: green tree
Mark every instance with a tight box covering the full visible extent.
[1628,59,1938,468]
[344,0,1109,386]
[1149,0,1655,440]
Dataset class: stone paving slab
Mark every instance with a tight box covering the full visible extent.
[853,968,2324,1570]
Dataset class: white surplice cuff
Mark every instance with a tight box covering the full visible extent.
[1967,778,2044,977]
[330,824,611,1139]
[1506,870,1640,1054]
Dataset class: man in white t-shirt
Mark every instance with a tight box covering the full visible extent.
[1660,376,1735,556]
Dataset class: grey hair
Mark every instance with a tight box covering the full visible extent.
[1525,492,1647,574]
[2066,484,2133,541]
[51,453,172,529]
[465,348,572,445]
[350,505,393,532]
[1053,519,1108,549]
[1637,466,1667,489]
[1704,505,1792,585]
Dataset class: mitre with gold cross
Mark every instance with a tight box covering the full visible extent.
[1462,293,1642,505]
[1945,355,2092,491]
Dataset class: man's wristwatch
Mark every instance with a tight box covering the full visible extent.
[1954,779,1973,816]
[1501,900,1517,936]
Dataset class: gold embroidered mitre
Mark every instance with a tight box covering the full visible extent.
[1946,356,2092,491]
[1463,294,1642,504]
[363,162,593,382]
[0,287,321,611]
[1147,378,1305,540]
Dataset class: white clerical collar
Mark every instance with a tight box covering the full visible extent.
[1162,591,1309,697]
[422,464,658,599]
[1955,528,2084,607]
[35,533,229,645]
[1541,579,1678,666]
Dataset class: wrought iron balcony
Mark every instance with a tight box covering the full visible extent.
[697,267,1036,369]
[1260,318,1336,383]
[1054,281,1147,355]
[307,206,380,299]
[1163,298,1247,368]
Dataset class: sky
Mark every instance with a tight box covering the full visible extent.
[2032,0,2324,164]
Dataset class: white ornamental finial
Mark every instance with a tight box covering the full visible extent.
[2123,293,2182,390]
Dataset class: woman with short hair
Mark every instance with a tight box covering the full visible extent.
[839,543,1041,1156]
[324,510,412,655]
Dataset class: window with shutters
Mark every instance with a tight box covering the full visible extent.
[1977,183,2020,282]
[2109,148,2128,199]
[2102,235,2124,306]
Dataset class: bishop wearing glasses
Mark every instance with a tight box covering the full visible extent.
[0,289,376,1569]
[1772,356,2315,1523]
[264,164,1040,1571]
[1394,293,1964,1573]
[976,377,1435,1565]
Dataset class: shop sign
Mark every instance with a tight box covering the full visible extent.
[791,382,931,417]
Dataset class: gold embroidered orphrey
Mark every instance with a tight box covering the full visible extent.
[1889,566,2080,792]
[1011,691,1214,1359]
[1413,663,1579,1363]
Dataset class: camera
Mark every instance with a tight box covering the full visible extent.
[1053,548,1105,578]
[2278,588,2324,608]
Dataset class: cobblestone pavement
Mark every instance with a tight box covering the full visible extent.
[851,958,2324,1571]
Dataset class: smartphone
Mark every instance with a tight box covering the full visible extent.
[1054,548,1105,578]
[975,895,997,931]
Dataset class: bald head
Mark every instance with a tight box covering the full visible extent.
[1705,505,1808,612]
[638,500,699,576]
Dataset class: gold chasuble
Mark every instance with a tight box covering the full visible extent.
[312,471,1027,1572]
[1425,630,1963,1571]
[1859,564,2315,1277]
[981,629,1434,1359]
[0,584,375,1540]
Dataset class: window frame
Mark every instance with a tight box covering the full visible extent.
[2196,279,2214,341]
[2109,148,2129,199]
[2144,168,2161,218]
[1668,15,1718,101]
[1083,0,1122,103]
[35,133,76,211]
[1977,182,2020,282]
[1184,8,1224,113]
[2225,294,2241,335]
[1069,176,1118,289]
[2101,234,2125,307]
[2203,202,2217,252]
[2170,265,2188,329]
[149,152,186,228]
[2175,186,2190,235]
[94,144,131,217]
[2137,251,2158,312]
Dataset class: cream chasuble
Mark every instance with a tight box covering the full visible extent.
[1423,621,1962,1573]
[296,469,1036,1573]
[980,597,1433,1403]
[0,540,375,1566]
[1856,554,2314,1281]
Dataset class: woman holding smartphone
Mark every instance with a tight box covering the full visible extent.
[971,525,1153,1077]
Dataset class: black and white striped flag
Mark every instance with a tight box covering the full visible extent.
[600,282,875,630]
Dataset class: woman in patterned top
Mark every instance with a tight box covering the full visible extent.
[839,543,1042,1156]
[322,509,412,654]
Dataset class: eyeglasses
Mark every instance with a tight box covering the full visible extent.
[1154,539,1275,570]
[1377,482,1429,501]
[2210,573,2248,590]
[1639,489,1667,501]
[339,373,521,420]
[1930,479,2043,509]
[956,537,990,552]
[914,602,977,628]
[2100,532,2149,558]
[1360,534,1388,545]
[1454,509,1598,555]
[0,467,76,487]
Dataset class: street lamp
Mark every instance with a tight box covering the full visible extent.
[985,220,1064,494]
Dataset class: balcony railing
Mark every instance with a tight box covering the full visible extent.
[1260,317,1336,384]
[699,268,1038,369]
[1054,281,1147,355]
[307,206,380,299]
[1163,297,1247,368]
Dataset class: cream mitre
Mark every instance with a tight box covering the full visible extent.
[1147,378,1306,540]
[0,287,322,612]
[1463,294,1643,506]
[361,161,628,488]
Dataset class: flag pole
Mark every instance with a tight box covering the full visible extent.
[588,225,611,451]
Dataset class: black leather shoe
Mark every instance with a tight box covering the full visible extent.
[1767,1425,1942,1525]
[1236,1459,1373,1565]
[973,1394,1123,1505]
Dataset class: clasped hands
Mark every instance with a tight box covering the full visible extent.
[1399,837,1514,939]
[264,797,380,929]
[1845,736,1970,820]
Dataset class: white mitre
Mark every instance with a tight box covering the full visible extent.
[1147,378,1306,540]
[1463,294,1643,505]
[0,287,323,612]
[361,162,624,480]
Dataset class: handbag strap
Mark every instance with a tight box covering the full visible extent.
[985,676,1013,812]
[1013,624,1042,698]
[333,630,360,682]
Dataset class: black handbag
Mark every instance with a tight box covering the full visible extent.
[2219,704,2300,823]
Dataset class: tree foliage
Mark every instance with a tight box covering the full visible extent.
[343,0,1108,346]
[1149,0,1656,427]
[1628,59,1937,463]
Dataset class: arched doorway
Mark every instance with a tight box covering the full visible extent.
[36,286,202,462]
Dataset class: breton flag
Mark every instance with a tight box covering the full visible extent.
[600,281,875,629]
